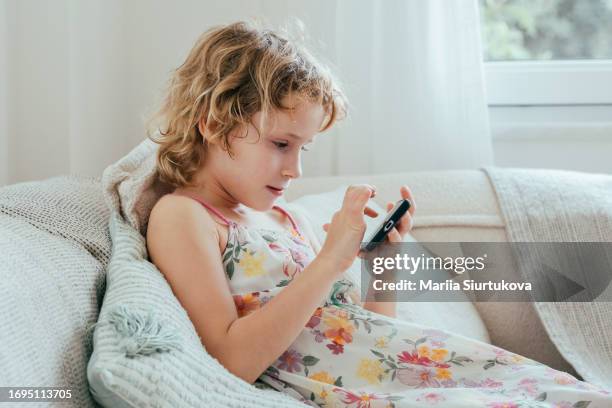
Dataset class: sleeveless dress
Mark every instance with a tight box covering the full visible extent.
[174,191,612,408]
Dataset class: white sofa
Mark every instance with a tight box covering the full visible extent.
[0,170,577,407]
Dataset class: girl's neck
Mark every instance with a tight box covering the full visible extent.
[176,171,247,217]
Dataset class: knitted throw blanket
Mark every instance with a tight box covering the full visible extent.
[483,167,612,389]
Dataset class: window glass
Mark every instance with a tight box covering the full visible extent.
[480,0,612,61]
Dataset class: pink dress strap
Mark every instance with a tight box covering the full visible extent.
[172,191,233,226]
[272,205,303,237]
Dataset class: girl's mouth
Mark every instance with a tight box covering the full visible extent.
[266,186,284,196]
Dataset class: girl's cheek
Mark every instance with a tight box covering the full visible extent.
[259,147,282,166]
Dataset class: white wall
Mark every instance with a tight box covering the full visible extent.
[490,106,612,174]
[10,1,71,184]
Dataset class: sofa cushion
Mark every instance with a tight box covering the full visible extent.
[0,176,112,264]
[0,215,104,407]
[0,176,111,407]
[284,170,504,231]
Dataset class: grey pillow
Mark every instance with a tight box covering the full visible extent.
[0,175,112,264]
[0,176,112,406]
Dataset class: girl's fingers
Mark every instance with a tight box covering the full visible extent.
[323,205,378,234]
[388,200,414,235]
[397,213,413,235]
[364,206,379,218]
[386,227,402,243]
[400,185,416,216]
[327,186,413,234]
[342,184,377,217]
[384,202,404,242]
[397,185,416,234]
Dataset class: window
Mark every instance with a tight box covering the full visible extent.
[477,1,612,174]
[478,0,612,105]
[480,0,612,62]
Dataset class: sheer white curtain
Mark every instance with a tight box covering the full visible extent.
[1,0,132,186]
[0,0,492,186]
[332,0,493,175]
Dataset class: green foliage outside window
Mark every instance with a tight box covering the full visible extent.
[480,0,612,61]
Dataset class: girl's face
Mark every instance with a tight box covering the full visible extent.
[203,97,326,211]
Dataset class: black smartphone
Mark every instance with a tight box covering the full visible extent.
[360,199,411,252]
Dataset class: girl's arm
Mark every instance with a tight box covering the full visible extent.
[147,194,346,384]
[363,301,397,318]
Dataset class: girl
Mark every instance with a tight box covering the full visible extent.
[145,21,610,407]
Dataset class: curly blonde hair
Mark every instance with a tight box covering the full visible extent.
[146,21,348,188]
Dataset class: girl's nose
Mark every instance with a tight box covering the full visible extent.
[281,167,301,179]
[282,157,302,179]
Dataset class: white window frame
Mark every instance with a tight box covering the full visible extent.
[484,60,612,174]
[484,60,612,106]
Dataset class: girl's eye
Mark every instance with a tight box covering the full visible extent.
[273,141,289,150]
[272,141,311,152]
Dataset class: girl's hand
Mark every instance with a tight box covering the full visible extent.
[384,185,416,243]
[318,184,379,273]
[361,185,415,318]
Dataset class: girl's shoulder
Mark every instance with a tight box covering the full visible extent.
[147,193,229,255]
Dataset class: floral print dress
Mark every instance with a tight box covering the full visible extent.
[175,191,612,408]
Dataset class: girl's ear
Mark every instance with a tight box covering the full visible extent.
[199,117,221,142]
[197,117,207,140]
